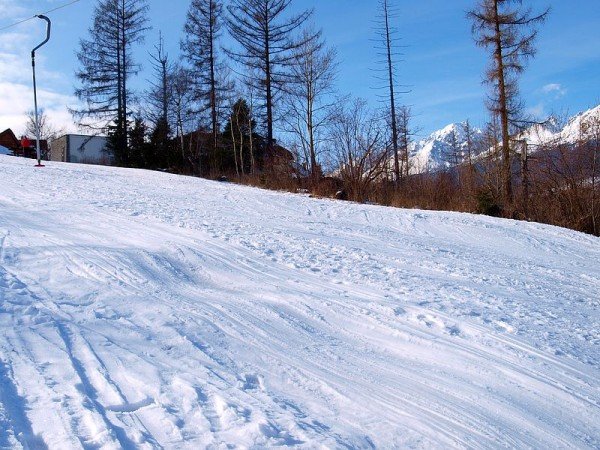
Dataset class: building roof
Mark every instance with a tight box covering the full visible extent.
[0,129,20,150]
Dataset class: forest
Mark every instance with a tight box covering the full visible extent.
[68,0,599,236]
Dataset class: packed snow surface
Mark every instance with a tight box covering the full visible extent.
[0,155,599,449]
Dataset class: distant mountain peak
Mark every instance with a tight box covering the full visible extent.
[406,104,599,174]
[408,122,483,173]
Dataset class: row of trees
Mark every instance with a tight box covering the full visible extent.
[70,0,424,180]
[72,0,324,175]
[68,0,598,234]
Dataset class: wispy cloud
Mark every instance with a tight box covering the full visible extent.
[526,103,546,119]
[0,19,77,134]
[0,0,28,21]
[527,83,570,119]
[542,83,567,98]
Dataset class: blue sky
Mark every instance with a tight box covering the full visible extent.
[1,0,599,139]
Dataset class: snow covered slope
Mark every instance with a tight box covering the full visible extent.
[0,155,598,449]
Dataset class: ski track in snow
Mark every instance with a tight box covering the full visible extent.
[0,155,598,449]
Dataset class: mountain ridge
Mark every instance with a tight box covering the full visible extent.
[406,104,600,173]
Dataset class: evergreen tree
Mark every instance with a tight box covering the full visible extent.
[149,117,172,169]
[73,0,149,163]
[128,116,149,168]
[182,0,230,173]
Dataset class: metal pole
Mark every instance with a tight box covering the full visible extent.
[31,15,51,167]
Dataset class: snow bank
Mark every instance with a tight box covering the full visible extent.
[0,155,598,448]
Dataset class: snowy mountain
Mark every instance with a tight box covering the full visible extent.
[522,104,600,147]
[408,122,484,174]
[0,155,599,448]
[409,104,600,173]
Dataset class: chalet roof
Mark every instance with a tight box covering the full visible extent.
[0,128,19,149]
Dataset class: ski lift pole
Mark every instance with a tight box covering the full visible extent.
[31,15,51,167]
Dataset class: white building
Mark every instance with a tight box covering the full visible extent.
[50,134,112,165]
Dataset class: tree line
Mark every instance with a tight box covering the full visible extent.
[69,0,599,236]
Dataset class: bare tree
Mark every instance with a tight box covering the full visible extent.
[463,121,476,173]
[469,0,548,206]
[397,105,414,179]
[284,28,337,183]
[226,0,316,149]
[375,0,407,185]
[580,115,600,235]
[170,65,195,161]
[331,99,387,202]
[73,0,149,163]
[443,126,463,179]
[224,98,256,176]
[25,108,64,142]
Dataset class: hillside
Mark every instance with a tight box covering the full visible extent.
[0,155,599,448]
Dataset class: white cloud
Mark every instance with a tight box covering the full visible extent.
[0,20,79,135]
[0,82,77,136]
[542,83,567,98]
[0,0,28,20]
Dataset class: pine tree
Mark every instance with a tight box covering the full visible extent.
[73,0,148,163]
[182,0,230,173]
[147,32,172,129]
[128,116,149,168]
[469,0,548,206]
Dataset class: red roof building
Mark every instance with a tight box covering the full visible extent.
[0,129,48,158]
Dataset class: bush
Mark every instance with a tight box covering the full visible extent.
[476,190,502,217]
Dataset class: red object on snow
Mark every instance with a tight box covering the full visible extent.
[21,136,32,148]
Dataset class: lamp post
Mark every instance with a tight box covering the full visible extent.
[31,15,51,167]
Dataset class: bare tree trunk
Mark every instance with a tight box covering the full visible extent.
[121,0,128,155]
[521,141,529,219]
[230,113,239,177]
[239,120,245,175]
[248,91,255,174]
[492,0,513,205]
[382,0,400,186]
[209,1,218,174]
[265,29,274,149]
[591,132,599,235]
